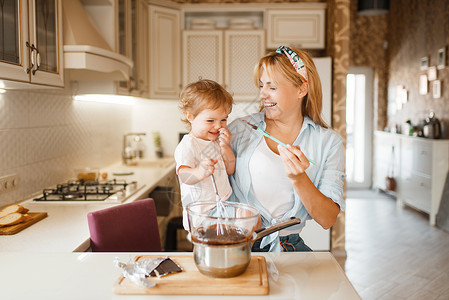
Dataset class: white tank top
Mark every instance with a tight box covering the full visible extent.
[249,138,295,223]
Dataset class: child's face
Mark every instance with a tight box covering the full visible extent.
[187,107,229,141]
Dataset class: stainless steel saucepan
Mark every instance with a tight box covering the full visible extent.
[186,201,301,278]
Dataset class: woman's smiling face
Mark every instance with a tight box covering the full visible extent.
[187,107,229,141]
[258,68,304,122]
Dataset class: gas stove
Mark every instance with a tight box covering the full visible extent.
[33,179,141,203]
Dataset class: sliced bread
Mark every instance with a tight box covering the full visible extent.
[0,212,29,227]
[0,204,29,218]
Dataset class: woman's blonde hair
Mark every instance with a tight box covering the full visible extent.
[179,79,234,129]
[253,46,328,128]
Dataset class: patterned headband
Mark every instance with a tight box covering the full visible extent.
[275,45,308,82]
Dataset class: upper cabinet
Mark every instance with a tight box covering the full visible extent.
[183,29,264,101]
[266,8,326,49]
[116,0,149,97]
[183,29,265,101]
[148,4,181,99]
[182,6,266,101]
[180,3,326,101]
[224,30,265,100]
[182,30,223,89]
[0,0,63,88]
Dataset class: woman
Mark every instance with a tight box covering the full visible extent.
[228,46,345,252]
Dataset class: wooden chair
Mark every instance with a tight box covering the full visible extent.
[87,198,161,252]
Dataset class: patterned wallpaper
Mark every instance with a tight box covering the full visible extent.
[327,0,350,253]
[387,0,449,134]
[349,0,389,130]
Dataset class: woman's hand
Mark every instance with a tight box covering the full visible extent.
[277,144,310,180]
[278,144,340,229]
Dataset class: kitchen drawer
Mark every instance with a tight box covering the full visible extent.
[413,141,432,176]
[400,138,432,176]
[400,173,431,213]
[266,9,326,49]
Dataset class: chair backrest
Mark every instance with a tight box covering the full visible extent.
[87,198,161,252]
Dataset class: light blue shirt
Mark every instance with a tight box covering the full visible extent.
[228,111,345,251]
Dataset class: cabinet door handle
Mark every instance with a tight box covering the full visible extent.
[26,42,35,74]
[128,76,136,92]
[33,50,41,75]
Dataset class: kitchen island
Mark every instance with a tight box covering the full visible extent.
[0,157,178,252]
[0,251,360,299]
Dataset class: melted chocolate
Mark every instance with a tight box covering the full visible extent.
[191,224,251,245]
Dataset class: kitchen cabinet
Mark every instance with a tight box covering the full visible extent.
[373,131,401,193]
[0,0,63,88]
[153,168,182,250]
[182,30,223,88]
[182,29,264,101]
[373,131,449,225]
[116,0,149,97]
[148,4,181,99]
[398,136,449,225]
[266,8,326,49]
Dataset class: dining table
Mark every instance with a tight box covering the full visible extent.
[0,251,360,299]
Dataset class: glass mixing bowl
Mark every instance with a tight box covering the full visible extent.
[186,201,260,246]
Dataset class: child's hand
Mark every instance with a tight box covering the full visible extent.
[198,158,218,180]
[218,127,235,175]
[218,128,232,149]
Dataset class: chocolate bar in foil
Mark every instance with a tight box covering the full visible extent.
[115,256,182,288]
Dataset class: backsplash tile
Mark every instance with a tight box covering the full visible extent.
[0,89,132,207]
[0,92,29,129]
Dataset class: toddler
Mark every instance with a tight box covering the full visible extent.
[175,79,235,230]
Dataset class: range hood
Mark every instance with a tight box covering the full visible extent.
[62,0,133,81]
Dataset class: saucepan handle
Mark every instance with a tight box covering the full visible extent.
[253,217,301,242]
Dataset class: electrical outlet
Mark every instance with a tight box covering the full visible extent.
[0,174,19,194]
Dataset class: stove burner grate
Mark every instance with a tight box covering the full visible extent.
[34,179,137,202]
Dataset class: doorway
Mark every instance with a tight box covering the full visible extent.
[346,67,373,188]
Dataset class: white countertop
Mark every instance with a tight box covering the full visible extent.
[0,252,360,299]
[0,158,176,252]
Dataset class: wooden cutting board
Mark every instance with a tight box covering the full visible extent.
[113,255,269,295]
[0,212,48,235]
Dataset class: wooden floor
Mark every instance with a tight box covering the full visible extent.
[344,189,449,300]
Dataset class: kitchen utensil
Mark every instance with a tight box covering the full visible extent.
[113,255,269,295]
[423,112,441,139]
[210,174,226,235]
[243,120,316,165]
[112,170,135,176]
[186,201,301,278]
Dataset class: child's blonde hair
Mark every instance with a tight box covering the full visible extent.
[253,46,328,128]
[179,79,234,129]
